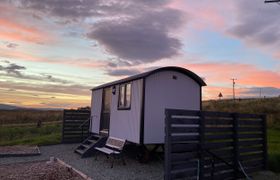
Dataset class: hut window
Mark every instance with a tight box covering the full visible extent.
[118,83,131,109]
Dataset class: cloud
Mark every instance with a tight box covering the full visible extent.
[0,17,52,44]
[0,61,72,84]
[5,42,18,48]
[243,87,280,97]
[185,63,280,87]
[226,1,280,57]
[88,8,184,64]
[106,68,140,77]
[181,62,280,99]
[0,80,91,96]
[0,61,26,76]
[13,0,185,64]
[18,0,103,20]
[16,0,170,20]
[42,74,69,84]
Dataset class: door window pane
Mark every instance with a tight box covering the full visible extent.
[119,84,125,107]
[125,83,131,108]
[118,82,131,109]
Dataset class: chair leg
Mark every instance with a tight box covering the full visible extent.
[121,154,126,165]
[122,157,126,165]
[95,152,98,160]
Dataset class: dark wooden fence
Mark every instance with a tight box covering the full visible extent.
[62,110,90,143]
[165,109,267,180]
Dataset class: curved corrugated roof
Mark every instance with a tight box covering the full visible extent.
[92,66,206,90]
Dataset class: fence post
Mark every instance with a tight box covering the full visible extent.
[199,111,205,180]
[261,114,268,170]
[233,113,240,178]
[62,110,66,143]
[164,109,172,180]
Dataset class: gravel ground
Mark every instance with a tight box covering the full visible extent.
[0,160,85,180]
[0,144,163,180]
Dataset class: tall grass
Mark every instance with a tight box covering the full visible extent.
[0,122,62,146]
[0,109,63,146]
[0,110,63,125]
[203,97,280,127]
[268,128,280,172]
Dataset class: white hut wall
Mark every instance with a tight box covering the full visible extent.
[109,79,143,144]
[144,71,201,144]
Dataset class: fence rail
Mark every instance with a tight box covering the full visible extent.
[165,109,267,180]
[62,110,90,143]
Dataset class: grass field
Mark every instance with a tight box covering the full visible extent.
[0,109,63,146]
[0,98,279,172]
[0,110,63,125]
[0,122,62,146]
[203,97,280,127]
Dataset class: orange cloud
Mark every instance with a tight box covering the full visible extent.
[185,63,280,87]
[182,63,280,99]
[0,44,106,68]
[0,17,52,44]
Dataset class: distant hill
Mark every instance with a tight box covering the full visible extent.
[0,104,22,110]
[0,104,62,111]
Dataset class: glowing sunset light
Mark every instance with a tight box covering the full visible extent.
[0,0,279,108]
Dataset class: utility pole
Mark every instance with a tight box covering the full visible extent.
[259,88,262,99]
[231,78,237,101]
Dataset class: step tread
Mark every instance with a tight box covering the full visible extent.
[81,144,90,149]
[87,139,97,143]
[75,149,85,154]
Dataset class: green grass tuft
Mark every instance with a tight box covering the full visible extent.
[268,128,280,172]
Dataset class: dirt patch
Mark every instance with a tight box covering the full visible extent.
[0,146,40,157]
[0,160,86,180]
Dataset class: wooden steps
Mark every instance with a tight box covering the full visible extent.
[74,134,107,158]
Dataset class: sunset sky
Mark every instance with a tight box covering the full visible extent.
[0,0,280,108]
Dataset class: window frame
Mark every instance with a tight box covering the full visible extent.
[118,82,132,110]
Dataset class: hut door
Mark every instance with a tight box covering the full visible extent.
[100,87,111,135]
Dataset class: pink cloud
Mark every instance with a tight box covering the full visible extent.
[0,47,106,69]
[182,63,280,99]
[0,17,52,44]
[168,0,233,30]
[0,48,49,62]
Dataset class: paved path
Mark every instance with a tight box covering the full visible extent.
[0,144,163,180]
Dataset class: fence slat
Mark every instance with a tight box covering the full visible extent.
[171,135,199,142]
[62,109,90,143]
[171,118,199,124]
[262,115,268,170]
[165,110,172,180]
[171,127,199,133]
[164,109,266,180]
